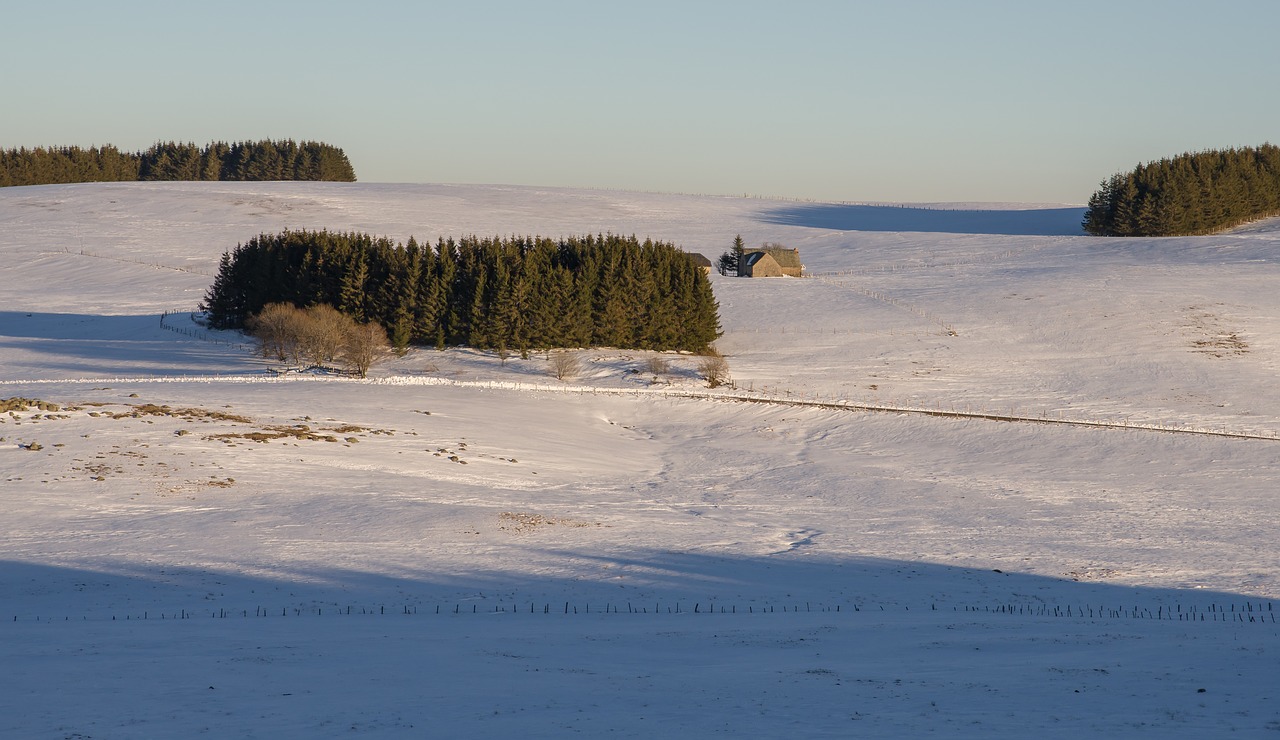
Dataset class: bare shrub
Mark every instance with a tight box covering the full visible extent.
[642,356,671,375]
[297,304,353,368]
[696,346,729,388]
[248,303,391,376]
[549,351,580,381]
[246,302,304,362]
[343,321,392,378]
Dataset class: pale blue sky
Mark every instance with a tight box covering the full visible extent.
[4,1,1276,203]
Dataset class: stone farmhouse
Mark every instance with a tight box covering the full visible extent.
[687,252,713,275]
[741,246,802,277]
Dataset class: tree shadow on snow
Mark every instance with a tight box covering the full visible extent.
[0,310,258,378]
[1,551,1269,620]
[758,203,1087,236]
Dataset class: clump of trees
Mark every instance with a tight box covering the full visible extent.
[203,230,721,355]
[246,302,389,377]
[0,140,356,187]
[717,234,746,276]
[1082,144,1280,236]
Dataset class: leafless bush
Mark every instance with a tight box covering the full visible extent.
[343,321,392,378]
[550,351,580,381]
[697,346,729,388]
[247,302,304,362]
[246,303,390,376]
[297,304,351,368]
[642,355,671,375]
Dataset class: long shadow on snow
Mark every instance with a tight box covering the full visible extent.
[758,203,1087,236]
[0,310,255,378]
[2,553,1270,620]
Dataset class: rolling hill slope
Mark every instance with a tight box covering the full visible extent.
[2,182,1277,737]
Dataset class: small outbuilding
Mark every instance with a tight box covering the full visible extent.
[741,246,802,277]
[686,252,713,275]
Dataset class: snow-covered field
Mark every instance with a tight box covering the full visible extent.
[1,182,1277,737]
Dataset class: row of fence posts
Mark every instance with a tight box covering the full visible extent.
[65,246,213,277]
[159,309,252,352]
[13,601,1275,623]
[146,308,1280,442]
[804,248,1028,278]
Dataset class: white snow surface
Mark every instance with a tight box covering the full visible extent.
[1,181,1277,737]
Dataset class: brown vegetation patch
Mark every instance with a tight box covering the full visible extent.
[75,462,123,479]
[1183,305,1249,358]
[1191,333,1248,356]
[1065,567,1121,582]
[0,397,61,413]
[207,424,338,444]
[110,404,254,423]
[498,511,601,534]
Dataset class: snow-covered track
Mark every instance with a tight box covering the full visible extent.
[6,372,1278,442]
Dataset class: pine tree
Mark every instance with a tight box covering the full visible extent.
[202,252,241,328]
[338,248,369,323]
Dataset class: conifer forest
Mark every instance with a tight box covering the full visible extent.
[0,140,356,187]
[202,230,722,354]
[1082,144,1280,236]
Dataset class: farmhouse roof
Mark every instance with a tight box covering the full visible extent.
[757,247,801,268]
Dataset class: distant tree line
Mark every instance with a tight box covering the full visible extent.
[1083,144,1280,236]
[203,230,721,354]
[0,140,356,187]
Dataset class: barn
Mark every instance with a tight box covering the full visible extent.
[741,246,802,277]
[686,252,713,275]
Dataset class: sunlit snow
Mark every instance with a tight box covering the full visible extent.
[1,182,1276,736]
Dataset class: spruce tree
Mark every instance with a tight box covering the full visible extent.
[338,248,369,323]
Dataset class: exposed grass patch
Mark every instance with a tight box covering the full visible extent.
[498,511,601,534]
[112,404,253,423]
[1184,305,1250,358]
[208,424,339,444]
[0,397,61,413]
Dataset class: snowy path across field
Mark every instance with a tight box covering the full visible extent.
[2,182,1277,736]
[8,369,1280,442]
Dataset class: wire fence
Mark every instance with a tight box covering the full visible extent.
[60,246,214,277]
[6,371,1279,442]
[158,309,254,352]
[805,275,958,336]
[804,245,1048,278]
[721,326,938,338]
[6,305,1277,443]
[10,598,1274,625]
